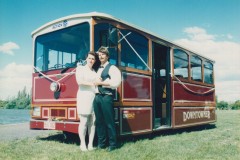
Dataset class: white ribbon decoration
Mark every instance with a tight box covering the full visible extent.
[172,73,215,95]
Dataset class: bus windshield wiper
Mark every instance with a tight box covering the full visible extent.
[61,67,70,74]
[60,62,77,74]
[60,60,85,74]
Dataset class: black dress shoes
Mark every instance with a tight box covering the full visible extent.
[97,145,106,150]
[107,146,117,152]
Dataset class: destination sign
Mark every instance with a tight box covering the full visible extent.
[52,20,68,29]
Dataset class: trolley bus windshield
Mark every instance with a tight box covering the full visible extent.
[34,22,90,72]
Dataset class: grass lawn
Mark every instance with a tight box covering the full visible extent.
[0,110,239,160]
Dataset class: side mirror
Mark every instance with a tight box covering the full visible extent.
[108,27,118,46]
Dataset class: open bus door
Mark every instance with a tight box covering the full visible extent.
[152,42,171,130]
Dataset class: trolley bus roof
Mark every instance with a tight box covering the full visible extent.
[32,12,215,63]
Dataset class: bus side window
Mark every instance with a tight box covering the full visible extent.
[174,49,189,79]
[191,55,202,82]
[204,61,213,84]
[120,29,148,71]
[160,69,166,77]
[94,23,118,65]
[35,42,44,71]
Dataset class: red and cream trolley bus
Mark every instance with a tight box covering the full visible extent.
[30,12,216,136]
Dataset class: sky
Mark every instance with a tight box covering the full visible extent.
[0,0,239,102]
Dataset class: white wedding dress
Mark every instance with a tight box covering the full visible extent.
[76,65,97,115]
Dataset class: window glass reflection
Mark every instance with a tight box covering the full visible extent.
[174,49,188,79]
[120,30,148,70]
[204,61,213,84]
[191,55,202,82]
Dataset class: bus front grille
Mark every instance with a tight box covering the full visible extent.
[50,108,66,118]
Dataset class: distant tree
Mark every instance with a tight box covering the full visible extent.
[5,99,17,109]
[230,100,240,110]
[15,86,31,109]
[2,86,31,109]
[0,100,7,109]
[217,101,229,110]
[215,96,218,103]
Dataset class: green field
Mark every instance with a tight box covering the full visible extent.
[0,110,239,160]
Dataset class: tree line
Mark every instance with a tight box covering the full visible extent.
[216,98,240,110]
[0,87,31,109]
[0,87,239,110]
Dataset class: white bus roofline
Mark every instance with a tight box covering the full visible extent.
[31,11,215,63]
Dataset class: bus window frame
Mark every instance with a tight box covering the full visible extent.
[203,60,214,85]
[190,54,203,82]
[173,49,189,81]
[119,29,149,71]
[34,22,90,72]
[92,19,152,75]
[173,48,215,87]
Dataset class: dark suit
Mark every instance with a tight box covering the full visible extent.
[93,63,119,149]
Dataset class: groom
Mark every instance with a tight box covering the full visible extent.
[93,46,121,152]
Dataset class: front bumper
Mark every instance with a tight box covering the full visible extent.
[30,119,79,134]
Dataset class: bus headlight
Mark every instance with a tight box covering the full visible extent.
[50,82,60,92]
[32,106,41,117]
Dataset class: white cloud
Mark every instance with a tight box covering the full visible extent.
[174,27,240,102]
[0,42,20,55]
[183,27,215,41]
[216,80,240,102]
[0,63,32,100]
[227,34,233,40]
